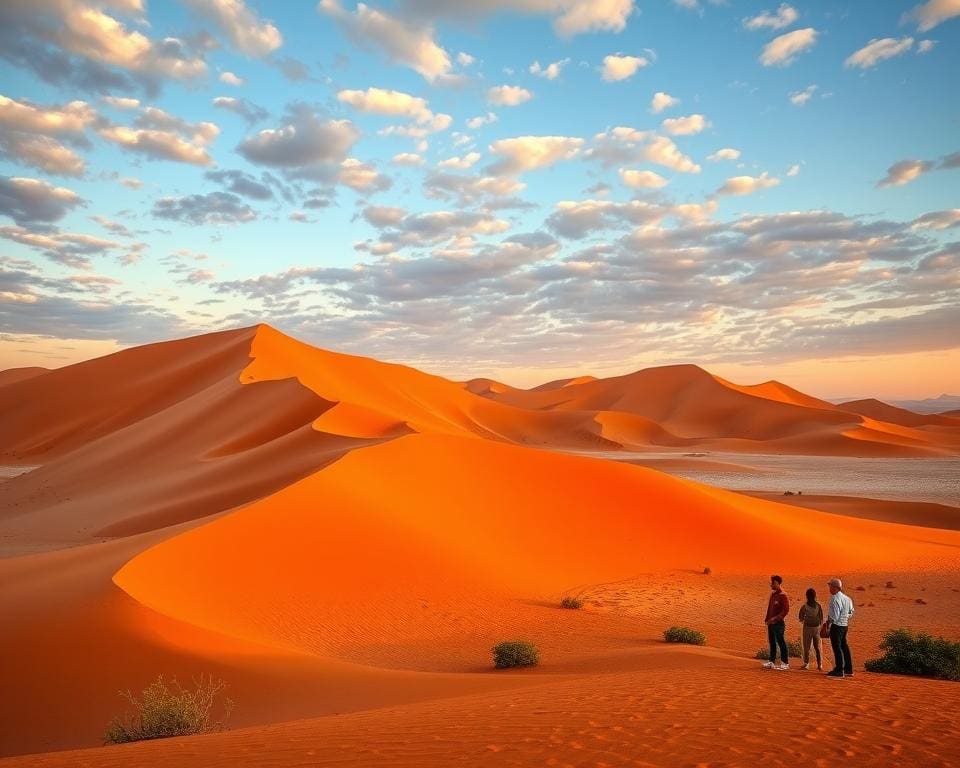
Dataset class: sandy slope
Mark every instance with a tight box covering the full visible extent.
[2,324,959,764]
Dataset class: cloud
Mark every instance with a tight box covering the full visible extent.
[845,37,915,69]
[0,133,86,176]
[487,85,533,106]
[787,163,800,176]
[586,127,701,173]
[486,135,583,175]
[618,168,668,188]
[423,171,526,204]
[438,152,481,169]
[743,3,798,30]
[400,0,634,38]
[789,84,817,106]
[467,112,498,129]
[716,171,780,196]
[237,105,359,169]
[181,0,282,56]
[650,91,678,113]
[205,169,273,200]
[392,152,425,166]
[643,135,700,173]
[102,95,141,109]
[0,176,84,225]
[918,39,937,52]
[546,199,666,238]
[911,209,960,230]
[0,94,97,134]
[0,224,128,268]
[98,123,216,166]
[760,27,817,66]
[337,87,451,137]
[707,147,740,162]
[530,58,570,79]
[661,113,708,136]
[319,0,451,81]
[356,208,510,254]
[601,54,648,81]
[212,95,269,124]
[457,51,475,66]
[219,71,244,86]
[152,191,257,225]
[903,0,960,31]
[876,159,935,188]
[338,158,392,192]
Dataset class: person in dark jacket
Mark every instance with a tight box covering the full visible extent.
[798,587,824,670]
[763,575,790,669]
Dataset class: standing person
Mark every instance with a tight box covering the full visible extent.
[763,575,790,670]
[825,577,855,678]
[798,587,823,671]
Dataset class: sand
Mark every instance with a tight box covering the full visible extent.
[1,324,958,765]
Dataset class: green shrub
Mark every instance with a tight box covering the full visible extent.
[864,629,960,681]
[560,596,583,609]
[663,626,706,645]
[493,640,539,668]
[105,675,233,744]
[755,638,803,660]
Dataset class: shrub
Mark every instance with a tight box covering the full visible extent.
[864,629,960,681]
[702,567,712,575]
[493,641,539,668]
[560,596,583,609]
[755,638,804,660]
[104,675,233,744]
[663,626,706,645]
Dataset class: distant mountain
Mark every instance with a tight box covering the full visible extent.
[889,395,960,414]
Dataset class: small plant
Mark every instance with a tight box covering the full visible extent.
[663,626,706,645]
[865,629,960,681]
[755,638,803,660]
[702,567,712,575]
[493,641,539,668]
[104,675,233,744]
[560,596,583,609]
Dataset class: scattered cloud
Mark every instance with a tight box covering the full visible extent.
[708,147,740,162]
[903,0,960,32]
[650,91,679,113]
[716,171,780,196]
[743,4,798,30]
[212,96,269,124]
[153,191,257,225]
[601,54,648,81]
[486,135,584,175]
[487,85,533,106]
[220,71,244,86]
[438,152,481,169]
[789,85,818,106]
[181,0,282,56]
[911,209,960,230]
[392,152,425,166]
[0,176,84,225]
[530,58,569,79]
[845,37,915,69]
[619,168,668,188]
[467,112,498,129]
[661,113,709,136]
[876,159,934,187]
[237,105,359,170]
[760,27,817,66]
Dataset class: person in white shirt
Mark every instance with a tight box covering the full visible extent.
[825,577,855,678]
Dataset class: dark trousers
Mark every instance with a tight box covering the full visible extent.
[768,620,788,663]
[830,624,853,674]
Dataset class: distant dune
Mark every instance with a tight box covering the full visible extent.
[1,324,959,763]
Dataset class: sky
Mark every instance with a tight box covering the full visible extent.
[0,0,958,400]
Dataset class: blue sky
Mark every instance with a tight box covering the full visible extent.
[1,0,958,398]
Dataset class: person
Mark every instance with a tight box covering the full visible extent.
[763,575,790,670]
[798,587,823,670]
[825,577,855,678]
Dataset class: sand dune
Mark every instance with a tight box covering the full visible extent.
[1,324,958,763]
[0,366,50,388]
[840,397,960,428]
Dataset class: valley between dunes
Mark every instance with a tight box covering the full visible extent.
[1,324,958,766]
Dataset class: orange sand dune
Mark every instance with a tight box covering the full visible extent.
[840,397,960,428]
[0,365,50,388]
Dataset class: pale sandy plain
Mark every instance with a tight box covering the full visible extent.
[1,325,958,767]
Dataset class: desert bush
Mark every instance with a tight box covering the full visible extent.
[755,638,803,660]
[864,629,960,681]
[104,675,233,744]
[702,567,712,575]
[560,596,583,609]
[663,626,706,645]
[492,640,540,668]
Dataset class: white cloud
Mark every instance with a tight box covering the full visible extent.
[467,112,498,129]
[717,172,780,196]
[182,0,282,56]
[619,168,668,188]
[0,133,85,176]
[237,106,359,168]
[743,3,798,30]
[0,95,96,134]
[337,87,441,126]
[650,91,679,113]
[876,159,934,188]
[644,135,700,173]
[661,113,708,136]
[319,0,451,82]
[554,0,634,36]
[911,208,960,230]
[101,96,141,110]
[487,85,533,106]
[530,58,569,80]
[760,27,818,66]
[0,176,83,225]
[789,85,817,106]
[392,152,424,166]
[338,158,391,192]
[98,124,216,165]
[707,147,740,162]
[918,39,937,52]
[601,54,648,81]
[904,0,960,32]
[845,37,915,69]
[787,163,800,176]
[486,135,583,175]
[438,152,481,169]
[220,71,244,86]
[457,51,475,66]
